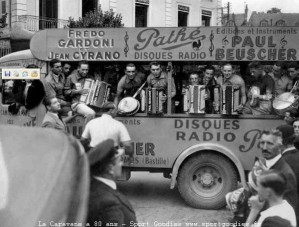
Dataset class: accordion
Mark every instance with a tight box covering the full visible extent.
[184,85,206,114]
[217,85,241,115]
[145,88,165,114]
[79,79,110,108]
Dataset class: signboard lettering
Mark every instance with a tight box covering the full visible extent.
[30,27,299,61]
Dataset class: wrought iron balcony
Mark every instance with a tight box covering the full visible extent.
[17,15,69,31]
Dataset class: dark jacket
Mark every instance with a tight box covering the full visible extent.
[87,178,137,227]
[270,157,298,210]
[282,147,299,221]
[12,80,45,110]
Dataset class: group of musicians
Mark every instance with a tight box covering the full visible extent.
[43,59,299,119]
[113,60,299,116]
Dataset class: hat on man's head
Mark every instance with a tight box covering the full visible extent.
[276,124,295,141]
[102,102,116,110]
[88,139,124,166]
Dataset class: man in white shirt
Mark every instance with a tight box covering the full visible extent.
[247,170,296,227]
[81,102,133,156]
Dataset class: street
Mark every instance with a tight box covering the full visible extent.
[118,172,232,226]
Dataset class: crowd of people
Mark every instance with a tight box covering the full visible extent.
[226,124,299,227]
[3,60,299,226]
[4,60,299,121]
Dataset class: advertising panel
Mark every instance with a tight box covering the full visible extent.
[30,26,299,61]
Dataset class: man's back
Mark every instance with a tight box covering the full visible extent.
[270,157,298,210]
[82,114,130,148]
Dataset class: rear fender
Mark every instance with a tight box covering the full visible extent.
[170,143,246,189]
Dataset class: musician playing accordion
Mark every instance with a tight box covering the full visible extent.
[242,61,275,115]
[146,62,176,113]
[64,61,96,124]
[183,66,217,114]
[216,63,247,113]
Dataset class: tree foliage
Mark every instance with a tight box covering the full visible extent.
[266,7,281,14]
[67,6,124,28]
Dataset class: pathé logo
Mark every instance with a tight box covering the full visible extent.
[134,27,206,51]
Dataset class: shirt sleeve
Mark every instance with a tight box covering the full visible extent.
[119,123,131,142]
[81,123,90,139]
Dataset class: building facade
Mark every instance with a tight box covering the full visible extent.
[99,0,222,27]
[0,0,222,57]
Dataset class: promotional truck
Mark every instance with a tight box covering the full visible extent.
[1,26,297,209]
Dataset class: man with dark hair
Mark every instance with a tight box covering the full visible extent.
[217,63,246,113]
[257,129,298,210]
[81,102,132,156]
[45,59,71,116]
[64,61,96,124]
[62,63,72,78]
[114,63,143,108]
[269,61,292,97]
[246,170,296,227]
[288,62,299,94]
[242,61,275,115]
[9,64,45,115]
[203,65,219,113]
[276,124,299,222]
[87,139,137,226]
[42,97,67,133]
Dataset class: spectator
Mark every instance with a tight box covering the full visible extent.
[9,64,45,115]
[87,139,137,226]
[293,119,299,136]
[246,170,296,227]
[276,124,299,222]
[257,129,298,209]
[81,102,133,157]
[42,97,67,133]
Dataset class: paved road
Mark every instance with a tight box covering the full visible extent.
[118,172,232,227]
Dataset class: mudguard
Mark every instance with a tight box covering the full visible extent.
[0,125,89,227]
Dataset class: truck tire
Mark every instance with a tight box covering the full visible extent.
[177,152,238,209]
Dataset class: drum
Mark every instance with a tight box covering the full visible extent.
[273,92,299,116]
[118,97,140,116]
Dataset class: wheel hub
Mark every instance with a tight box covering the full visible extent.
[200,172,214,186]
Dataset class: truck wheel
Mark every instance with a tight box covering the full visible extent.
[177,153,238,209]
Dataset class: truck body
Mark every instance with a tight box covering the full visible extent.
[1,25,296,208]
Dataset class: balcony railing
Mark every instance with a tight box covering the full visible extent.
[17,15,69,31]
